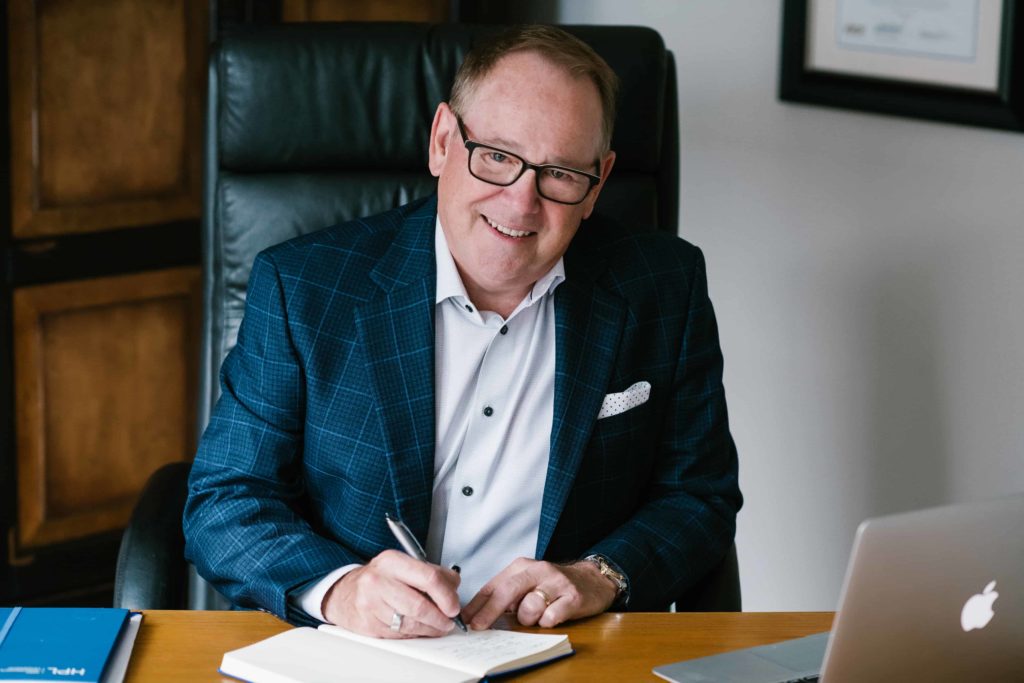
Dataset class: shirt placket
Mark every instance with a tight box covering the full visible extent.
[439,308,522,564]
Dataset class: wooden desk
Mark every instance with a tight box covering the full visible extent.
[128,610,834,681]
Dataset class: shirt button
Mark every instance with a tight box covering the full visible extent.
[500,325,508,335]
[482,406,494,417]
[465,304,473,312]
[462,486,474,497]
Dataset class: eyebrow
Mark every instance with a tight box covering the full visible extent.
[472,132,595,172]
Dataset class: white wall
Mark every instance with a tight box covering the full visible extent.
[556,0,1024,610]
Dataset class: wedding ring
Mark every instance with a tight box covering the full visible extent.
[531,589,552,607]
[390,611,404,633]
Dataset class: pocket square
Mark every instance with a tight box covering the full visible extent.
[597,381,651,419]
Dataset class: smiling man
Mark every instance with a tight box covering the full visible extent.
[184,25,741,639]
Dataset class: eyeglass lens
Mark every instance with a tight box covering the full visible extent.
[469,146,593,204]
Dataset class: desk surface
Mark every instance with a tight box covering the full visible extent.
[128,610,833,681]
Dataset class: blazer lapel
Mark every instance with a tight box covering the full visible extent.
[536,250,627,558]
[354,198,437,542]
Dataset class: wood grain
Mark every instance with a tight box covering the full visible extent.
[281,0,449,22]
[7,0,206,237]
[13,268,201,549]
[125,611,835,682]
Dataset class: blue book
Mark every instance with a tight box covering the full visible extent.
[0,608,135,683]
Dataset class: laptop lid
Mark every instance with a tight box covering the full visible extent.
[820,493,1024,681]
[652,494,1023,683]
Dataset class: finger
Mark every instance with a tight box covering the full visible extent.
[537,593,576,628]
[332,558,457,637]
[376,551,462,618]
[382,578,458,635]
[515,587,553,627]
[466,569,536,630]
[373,601,451,640]
[461,586,491,624]
[361,576,452,639]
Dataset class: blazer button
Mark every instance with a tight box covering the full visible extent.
[462,486,474,497]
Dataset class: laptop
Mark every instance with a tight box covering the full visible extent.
[653,494,1024,682]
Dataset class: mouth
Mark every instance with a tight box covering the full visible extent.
[484,215,536,239]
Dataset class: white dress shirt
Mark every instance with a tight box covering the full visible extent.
[295,217,562,619]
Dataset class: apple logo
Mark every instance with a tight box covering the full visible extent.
[960,580,999,632]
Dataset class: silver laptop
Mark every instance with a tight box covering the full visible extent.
[653,494,1024,682]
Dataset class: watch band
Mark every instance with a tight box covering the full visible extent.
[583,554,629,604]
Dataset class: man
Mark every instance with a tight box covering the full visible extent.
[184,25,740,639]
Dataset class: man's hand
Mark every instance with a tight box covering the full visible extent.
[461,557,618,630]
[321,550,461,638]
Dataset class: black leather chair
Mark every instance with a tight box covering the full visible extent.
[113,22,739,613]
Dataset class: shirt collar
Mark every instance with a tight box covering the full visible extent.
[434,217,565,307]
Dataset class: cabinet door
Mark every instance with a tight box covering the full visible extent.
[13,268,200,550]
[7,0,206,238]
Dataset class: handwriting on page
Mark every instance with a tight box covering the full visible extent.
[415,629,553,664]
[320,624,567,674]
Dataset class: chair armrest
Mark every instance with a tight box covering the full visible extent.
[673,542,741,612]
[113,461,191,609]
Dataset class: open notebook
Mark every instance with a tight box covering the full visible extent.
[220,624,573,683]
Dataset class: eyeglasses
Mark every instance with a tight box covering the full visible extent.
[456,116,601,205]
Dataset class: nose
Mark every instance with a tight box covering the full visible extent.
[501,168,542,214]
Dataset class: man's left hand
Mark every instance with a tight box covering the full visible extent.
[461,557,618,630]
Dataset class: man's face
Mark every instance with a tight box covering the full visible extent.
[428,51,616,305]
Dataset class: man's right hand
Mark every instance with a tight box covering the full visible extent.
[321,549,462,638]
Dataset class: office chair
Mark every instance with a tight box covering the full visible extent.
[113,22,739,613]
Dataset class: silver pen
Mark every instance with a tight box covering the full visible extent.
[385,512,468,632]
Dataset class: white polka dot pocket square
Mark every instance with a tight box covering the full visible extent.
[597,380,651,420]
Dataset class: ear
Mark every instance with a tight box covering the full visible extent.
[581,150,616,220]
[428,103,457,178]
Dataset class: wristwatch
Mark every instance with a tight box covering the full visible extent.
[583,554,629,605]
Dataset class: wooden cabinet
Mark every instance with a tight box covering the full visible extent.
[2,0,205,605]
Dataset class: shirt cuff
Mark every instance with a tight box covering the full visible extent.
[289,564,362,622]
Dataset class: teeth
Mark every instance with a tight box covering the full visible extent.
[486,217,532,238]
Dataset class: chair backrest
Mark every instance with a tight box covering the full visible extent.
[197,22,679,431]
[130,21,736,612]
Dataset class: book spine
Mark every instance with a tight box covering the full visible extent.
[0,607,21,646]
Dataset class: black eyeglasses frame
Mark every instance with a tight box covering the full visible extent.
[455,116,601,206]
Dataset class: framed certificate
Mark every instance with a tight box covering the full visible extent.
[779,0,1024,131]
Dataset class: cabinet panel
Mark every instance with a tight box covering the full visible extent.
[7,0,206,238]
[13,268,200,549]
[281,0,449,22]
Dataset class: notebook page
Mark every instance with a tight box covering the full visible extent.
[221,628,477,683]
[318,625,569,676]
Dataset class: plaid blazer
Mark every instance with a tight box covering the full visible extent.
[183,195,741,624]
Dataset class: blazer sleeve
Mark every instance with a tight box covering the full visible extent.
[585,247,742,610]
[182,251,360,625]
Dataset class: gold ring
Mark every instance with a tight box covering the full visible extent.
[531,589,552,607]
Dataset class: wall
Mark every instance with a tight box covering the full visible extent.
[556,0,1024,610]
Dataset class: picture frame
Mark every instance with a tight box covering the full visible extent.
[779,0,1024,131]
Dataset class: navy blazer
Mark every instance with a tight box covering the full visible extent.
[183,195,741,624]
